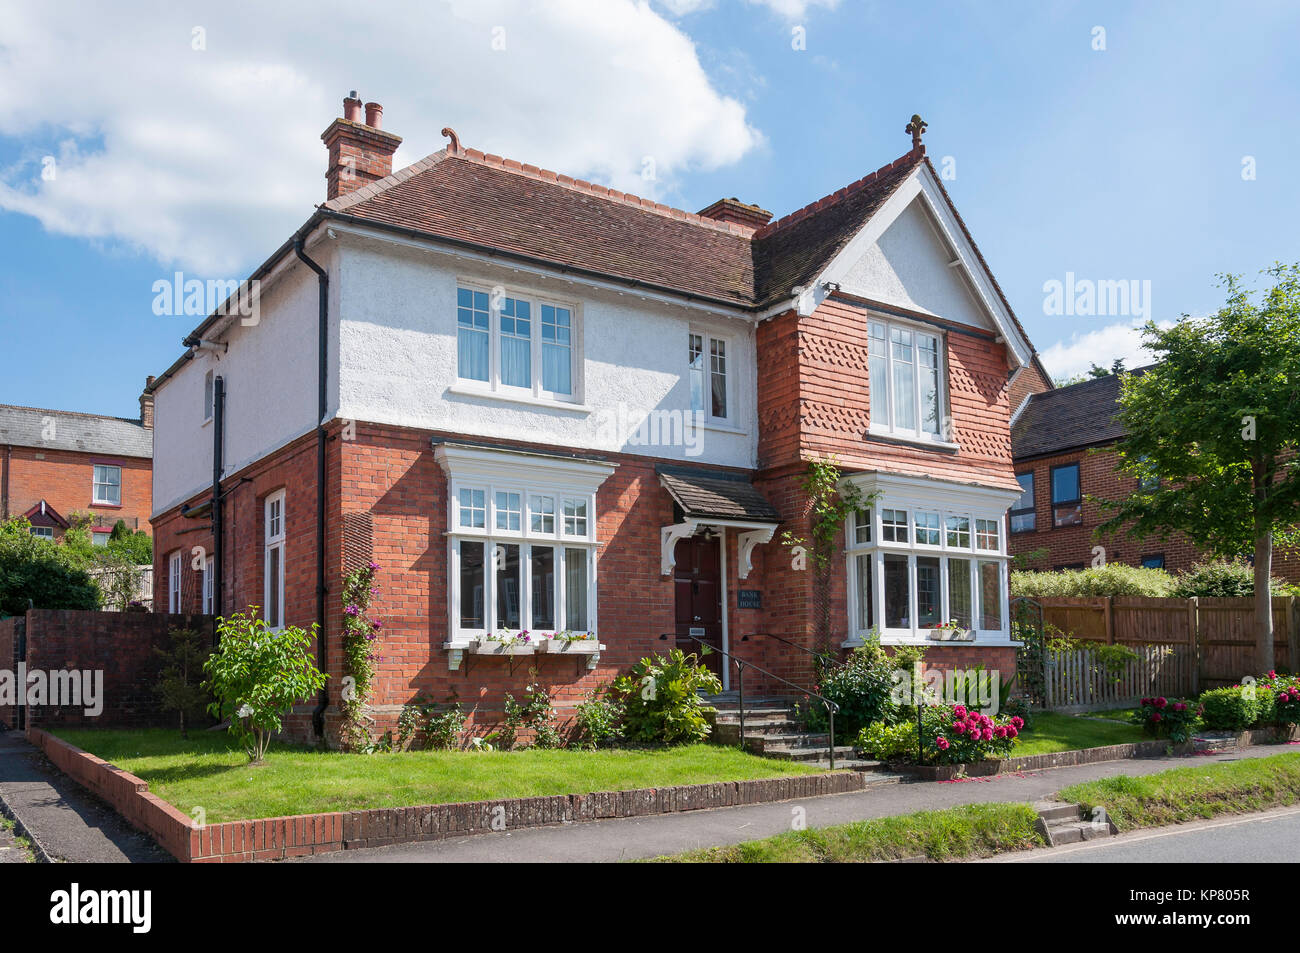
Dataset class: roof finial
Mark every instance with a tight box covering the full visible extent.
[441,126,461,155]
[905,113,928,152]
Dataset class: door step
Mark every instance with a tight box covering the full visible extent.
[1034,801,1115,846]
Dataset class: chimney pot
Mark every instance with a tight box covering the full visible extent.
[343,93,362,123]
[364,102,383,129]
[139,377,155,430]
[321,100,402,200]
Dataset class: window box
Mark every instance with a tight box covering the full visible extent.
[469,637,536,657]
[535,636,602,655]
[925,624,975,643]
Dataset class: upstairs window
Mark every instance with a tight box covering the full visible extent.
[203,369,214,422]
[1010,472,1036,533]
[93,465,122,506]
[456,285,577,399]
[869,320,944,440]
[689,332,729,421]
[1051,463,1082,527]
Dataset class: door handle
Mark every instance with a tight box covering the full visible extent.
[693,615,701,621]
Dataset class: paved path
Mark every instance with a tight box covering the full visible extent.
[0,731,171,863]
[983,804,1300,863]
[0,818,33,863]
[300,745,1293,863]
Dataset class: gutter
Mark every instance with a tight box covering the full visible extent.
[292,235,331,741]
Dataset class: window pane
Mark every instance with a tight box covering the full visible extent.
[915,511,940,545]
[1011,473,1036,532]
[853,508,872,546]
[495,491,521,531]
[881,508,908,543]
[945,515,970,548]
[459,541,486,629]
[976,519,1000,551]
[496,543,521,630]
[883,553,910,628]
[854,553,873,631]
[267,546,281,627]
[541,305,572,394]
[688,334,705,414]
[499,298,532,388]
[868,322,889,427]
[531,546,556,629]
[978,560,1002,630]
[710,339,727,418]
[563,498,588,536]
[891,328,916,431]
[916,556,941,627]
[457,288,490,381]
[530,495,555,534]
[1051,465,1080,503]
[564,547,588,630]
[948,558,972,629]
[459,488,485,528]
[918,334,940,434]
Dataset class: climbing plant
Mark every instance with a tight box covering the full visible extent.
[340,560,384,751]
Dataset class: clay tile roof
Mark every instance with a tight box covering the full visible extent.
[657,465,781,523]
[1011,368,1152,459]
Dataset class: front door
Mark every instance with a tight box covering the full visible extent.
[674,534,723,679]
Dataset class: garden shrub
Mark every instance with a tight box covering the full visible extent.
[153,626,212,738]
[856,720,918,761]
[1011,563,1175,598]
[1001,695,1035,731]
[572,685,623,749]
[0,517,100,615]
[611,649,722,745]
[496,683,562,750]
[1171,558,1295,598]
[1265,675,1300,725]
[918,704,1022,764]
[1198,687,1259,731]
[1134,696,1200,743]
[202,609,328,762]
[804,637,903,737]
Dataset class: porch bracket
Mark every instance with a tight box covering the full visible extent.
[444,646,464,672]
[660,521,698,576]
[736,527,776,580]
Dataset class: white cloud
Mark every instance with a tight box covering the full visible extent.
[1039,320,1176,380]
[0,0,761,275]
[745,0,841,19]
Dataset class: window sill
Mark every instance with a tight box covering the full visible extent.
[866,427,960,452]
[447,383,591,414]
[700,421,748,436]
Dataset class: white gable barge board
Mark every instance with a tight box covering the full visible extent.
[795,164,1033,370]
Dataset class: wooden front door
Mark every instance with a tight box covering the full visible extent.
[674,534,723,679]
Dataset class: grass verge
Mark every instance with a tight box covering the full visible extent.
[1059,751,1300,831]
[1010,711,1146,756]
[651,802,1044,862]
[54,729,820,823]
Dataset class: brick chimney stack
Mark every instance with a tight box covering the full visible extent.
[139,376,156,429]
[696,197,773,231]
[322,91,402,201]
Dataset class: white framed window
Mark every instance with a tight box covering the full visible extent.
[844,491,1010,644]
[203,369,214,422]
[202,557,214,615]
[868,319,945,441]
[30,525,54,539]
[92,465,122,505]
[168,549,182,613]
[264,490,286,629]
[688,331,730,422]
[562,497,588,537]
[456,283,578,400]
[91,531,111,547]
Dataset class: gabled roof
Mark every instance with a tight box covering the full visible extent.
[1011,370,1150,459]
[0,404,152,459]
[23,499,69,529]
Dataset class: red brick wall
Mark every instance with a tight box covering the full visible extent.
[1007,357,1053,414]
[1009,444,1300,582]
[0,617,16,729]
[3,446,152,535]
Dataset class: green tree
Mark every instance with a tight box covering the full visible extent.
[1099,264,1300,674]
[154,626,212,737]
[0,517,100,615]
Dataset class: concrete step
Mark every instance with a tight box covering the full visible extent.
[1033,801,1082,823]
[803,758,888,772]
[1034,801,1114,846]
[762,744,858,762]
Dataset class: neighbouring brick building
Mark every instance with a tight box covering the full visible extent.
[1008,372,1300,579]
[148,97,1050,745]
[0,383,155,542]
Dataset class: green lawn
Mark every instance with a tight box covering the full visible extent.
[1011,711,1146,756]
[1059,751,1300,831]
[652,802,1044,862]
[55,729,821,823]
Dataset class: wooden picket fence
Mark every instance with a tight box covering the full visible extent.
[1030,595,1300,708]
[1044,643,1196,712]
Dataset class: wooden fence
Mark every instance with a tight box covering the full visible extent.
[1033,596,1299,700]
[1044,643,1197,712]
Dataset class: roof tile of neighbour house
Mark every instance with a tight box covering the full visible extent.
[1011,373,1134,459]
[657,466,782,523]
[0,404,153,458]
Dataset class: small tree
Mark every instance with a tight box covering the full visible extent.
[1099,264,1300,675]
[154,626,212,738]
[202,609,327,762]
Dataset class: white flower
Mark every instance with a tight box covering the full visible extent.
[237,704,254,719]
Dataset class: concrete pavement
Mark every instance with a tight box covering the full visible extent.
[0,730,171,863]
[299,744,1293,863]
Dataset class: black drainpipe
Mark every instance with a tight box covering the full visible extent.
[294,234,330,740]
[211,375,225,644]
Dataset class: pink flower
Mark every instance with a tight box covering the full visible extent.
[1151,712,1163,722]
[994,726,1007,739]
[1007,725,1019,739]
[1011,716,1025,729]
[982,728,993,741]
[953,722,966,735]
[1154,697,1168,708]
[935,736,950,751]
[1173,702,1186,712]
[953,705,967,718]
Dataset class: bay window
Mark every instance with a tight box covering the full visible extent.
[844,485,1014,645]
[456,284,578,400]
[868,319,946,441]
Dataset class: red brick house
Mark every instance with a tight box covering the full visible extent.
[148,97,1046,743]
[0,385,154,542]
[1008,372,1300,580]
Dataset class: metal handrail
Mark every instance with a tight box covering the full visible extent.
[667,634,841,770]
[744,631,837,670]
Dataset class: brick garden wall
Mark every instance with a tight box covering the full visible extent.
[0,616,17,729]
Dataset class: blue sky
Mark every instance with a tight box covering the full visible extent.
[1,0,1297,419]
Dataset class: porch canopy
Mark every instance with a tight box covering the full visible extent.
[657,465,781,579]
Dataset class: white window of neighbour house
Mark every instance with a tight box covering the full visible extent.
[92,465,122,505]
[456,284,578,400]
[264,490,286,629]
[868,319,946,441]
